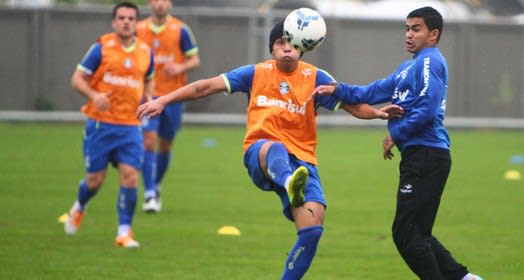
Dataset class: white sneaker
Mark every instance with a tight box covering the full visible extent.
[142,197,162,213]
[463,273,483,280]
[64,209,85,235]
[115,230,140,248]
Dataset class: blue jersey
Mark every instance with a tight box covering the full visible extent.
[334,47,450,152]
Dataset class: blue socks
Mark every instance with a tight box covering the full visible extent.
[155,152,171,188]
[281,226,324,280]
[117,186,137,226]
[266,142,292,188]
[142,150,156,199]
[77,178,97,211]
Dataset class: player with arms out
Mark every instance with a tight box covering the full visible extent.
[137,20,402,279]
[62,1,154,248]
[136,0,200,213]
[314,6,483,280]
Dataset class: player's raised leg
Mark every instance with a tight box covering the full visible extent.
[263,142,306,207]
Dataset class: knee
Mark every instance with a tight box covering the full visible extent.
[268,142,287,154]
[122,173,138,187]
[120,168,139,187]
[392,223,409,252]
[392,226,429,259]
[158,138,172,152]
[143,132,157,151]
[85,174,104,190]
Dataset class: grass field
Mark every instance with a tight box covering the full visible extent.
[0,122,523,279]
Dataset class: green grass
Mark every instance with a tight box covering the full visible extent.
[0,122,523,279]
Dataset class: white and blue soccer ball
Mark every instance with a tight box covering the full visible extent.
[283,7,326,52]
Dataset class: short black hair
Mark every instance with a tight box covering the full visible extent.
[408,6,443,42]
[112,1,139,19]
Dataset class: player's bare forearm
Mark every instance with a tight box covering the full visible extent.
[71,70,97,100]
[312,84,336,96]
[137,75,226,120]
[143,78,155,102]
[184,54,200,72]
[342,103,403,120]
[379,104,404,119]
[164,76,225,103]
[165,55,200,76]
[71,69,111,111]
[342,103,386,119]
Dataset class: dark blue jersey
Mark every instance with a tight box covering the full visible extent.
[334,47,450,152]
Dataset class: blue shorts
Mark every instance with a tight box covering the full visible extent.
[83,119,144,173]
[243,140,326,221]
[141,99,183,140]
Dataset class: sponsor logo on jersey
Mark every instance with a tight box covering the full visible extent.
[301,68,312,76]
[124,58,132,69]
[103,72,140,88]
[393,88,410,102]
[153,38,160,48]
[261,63,273,70]
[279,82,290,94]
[155,54,174,64]
[419,57,430,96]
[256,95,306,115]
[397,65,411,80]
[106,39,116,47]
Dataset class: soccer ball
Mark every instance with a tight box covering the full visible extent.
[283,7,326,52]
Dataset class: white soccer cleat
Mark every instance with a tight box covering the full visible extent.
[142,197,162,213]
[115,230,140,249]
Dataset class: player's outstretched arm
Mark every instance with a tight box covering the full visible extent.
[137,75,226,119]
[341,103,403,120]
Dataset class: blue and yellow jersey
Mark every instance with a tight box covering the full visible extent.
[136,16,199,97]
[77,33,154,125]
[222,60,341,165]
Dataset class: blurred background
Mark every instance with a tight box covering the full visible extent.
[0,0,523,126]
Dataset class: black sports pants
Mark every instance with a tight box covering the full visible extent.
[392,146,468,280]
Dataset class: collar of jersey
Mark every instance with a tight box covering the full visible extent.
[149,15,171,34]
[122,39,137,53]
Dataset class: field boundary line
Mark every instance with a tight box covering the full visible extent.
[0,110,523,129]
